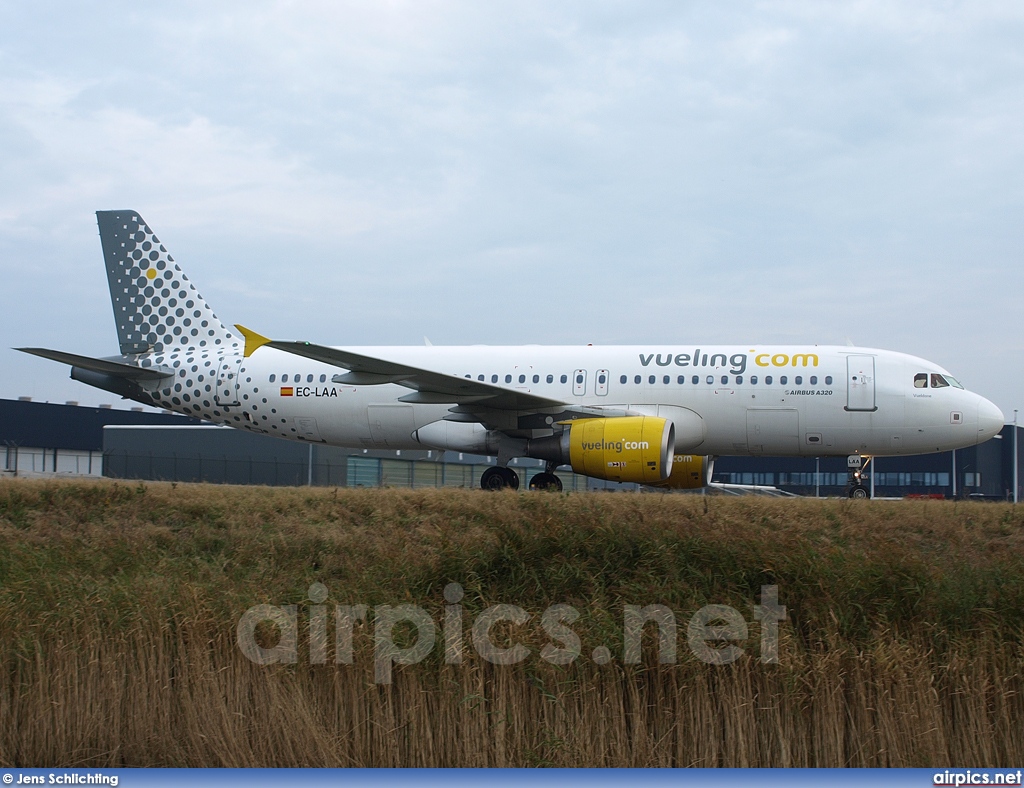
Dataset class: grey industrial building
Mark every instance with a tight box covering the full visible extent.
[2,398,1021,498]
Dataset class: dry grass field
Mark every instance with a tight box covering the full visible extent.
[0,479,1022,766]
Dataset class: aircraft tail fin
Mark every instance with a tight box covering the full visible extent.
[96,210,240,356]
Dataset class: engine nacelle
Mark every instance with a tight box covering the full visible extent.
[527,416,675,484]
[651,454,713,489]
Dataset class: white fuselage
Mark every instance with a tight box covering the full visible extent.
[137,344,1004,458]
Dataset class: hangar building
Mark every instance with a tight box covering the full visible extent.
[1,398,1020,498]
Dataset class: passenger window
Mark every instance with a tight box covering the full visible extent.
[649,375,656,384]
[735,376,743,384]
[810,376,817,385]
[720,376,727,384]
[576,373,584,384]
[532,374,540,384]
[269,374,276,382]
[281,374,288,383]
[750,376,757,384]
[599,373,607,384]
[706,376,714,384]
[663,375,669,384]
[560,374,568,384]
[505,374,512,383]
[518,374,526,384]
[634,375,641,384]
[677,375,685,384]
[491,374,498,383]
[931,373,949,389]
[307,374,314,383]
[825,376,832,385]
[795,376,802,385]
[765,375,773,385]
[620,375,628,384]
[478,374,485,381]
[780,376,788,385]
[692,375,699,384]
[546,374,554,383]
[914,373,928,388]
[320,374,326,383]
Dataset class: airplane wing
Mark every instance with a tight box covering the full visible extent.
[235,325,569,413]
[16,348,173,380]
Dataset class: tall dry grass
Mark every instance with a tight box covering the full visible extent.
[1,479,1022,766]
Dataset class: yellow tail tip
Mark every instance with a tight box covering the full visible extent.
[234,324,272,357]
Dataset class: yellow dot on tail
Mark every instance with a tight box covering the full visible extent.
[146,269,157,280]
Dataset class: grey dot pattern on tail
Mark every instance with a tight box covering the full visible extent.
[97,210,240,356]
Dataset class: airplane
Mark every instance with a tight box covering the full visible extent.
[18,210,1005,497]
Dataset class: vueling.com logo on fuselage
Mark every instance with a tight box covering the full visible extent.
[582,439,649,452]
[638,349,820,376]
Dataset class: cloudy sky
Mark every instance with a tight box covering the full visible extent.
[1,1,1021,419]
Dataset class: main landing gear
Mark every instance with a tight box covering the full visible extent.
[528,471,563,492]
[480,465,564,492]
[480,466,520,491]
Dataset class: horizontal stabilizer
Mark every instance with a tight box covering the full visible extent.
[16,348,173,381]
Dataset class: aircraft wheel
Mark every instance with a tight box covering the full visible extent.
[529,472,563,492]
[849,485,869,499]
[481,466,520,491]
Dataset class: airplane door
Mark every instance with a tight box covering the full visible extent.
[572,369,587,396]
[595,369,609,396]
[846,355,877,412]
[215,355,243,406]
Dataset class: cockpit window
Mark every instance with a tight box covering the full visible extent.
[914,373,927,388]
[931,373,949,389]
[944,375,964,389]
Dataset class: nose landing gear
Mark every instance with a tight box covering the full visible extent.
[847,455,872,498]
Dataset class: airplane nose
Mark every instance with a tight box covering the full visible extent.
[977,398,1004,443]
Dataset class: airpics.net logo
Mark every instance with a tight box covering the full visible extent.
[933,770,1023,786]
[236,583,786,684]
